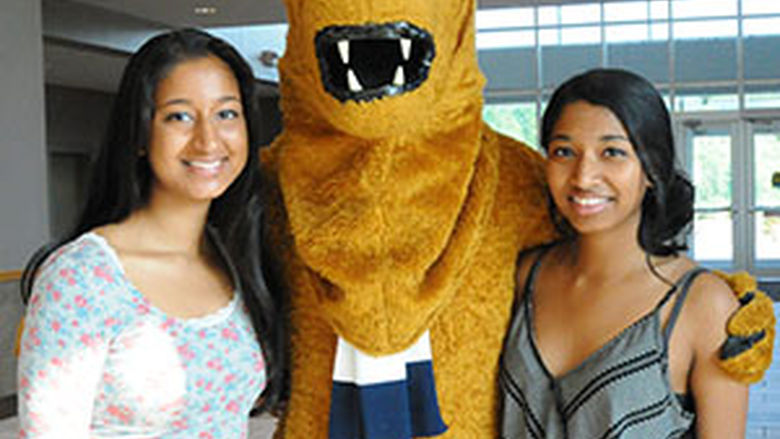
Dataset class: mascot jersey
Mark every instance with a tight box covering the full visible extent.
[260,1,775,438]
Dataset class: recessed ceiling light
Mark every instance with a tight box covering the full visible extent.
[194,6,217,15]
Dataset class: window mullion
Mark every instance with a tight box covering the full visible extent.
[734,119,751,271]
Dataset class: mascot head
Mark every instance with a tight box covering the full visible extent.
[279,0,485,139]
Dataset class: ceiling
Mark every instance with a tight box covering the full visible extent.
[71,0,288,27]
[43,0,581,94]
[43,0,288,94]
[64,0,572,28]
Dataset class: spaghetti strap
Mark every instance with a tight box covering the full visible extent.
[663,267,709,344]
[521,247,551,304]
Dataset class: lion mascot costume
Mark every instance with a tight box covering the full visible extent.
[259,0,775,437]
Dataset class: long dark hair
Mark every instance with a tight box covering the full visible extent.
[21,28,285,410]
[541,68,694,257]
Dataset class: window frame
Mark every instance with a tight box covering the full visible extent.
[674,111,780,276]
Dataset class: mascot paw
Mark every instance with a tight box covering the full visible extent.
[713,271,776,384]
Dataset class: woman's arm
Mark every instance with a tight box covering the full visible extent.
[18,256,111,438]
[687,273,749,438]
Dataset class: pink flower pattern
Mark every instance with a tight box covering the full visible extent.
[18,233,267,438]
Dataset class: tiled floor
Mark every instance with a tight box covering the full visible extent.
[0,413,277,438]
[744,303,780,439]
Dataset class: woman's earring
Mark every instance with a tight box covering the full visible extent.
[138,148,147,157]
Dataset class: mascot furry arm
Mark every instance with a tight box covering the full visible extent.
[260,0,775,437]
[715,271,775,384]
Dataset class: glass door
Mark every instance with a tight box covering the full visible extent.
[679,115,780,275]
[679,119,738,270]
[749,118,780,273]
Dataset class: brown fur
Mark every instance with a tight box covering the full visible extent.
[261,1,556,436]
[713,271,776,384]
[262,124,555,437]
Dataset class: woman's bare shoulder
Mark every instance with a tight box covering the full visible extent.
[676,260,740,350]
[690,273,739,321]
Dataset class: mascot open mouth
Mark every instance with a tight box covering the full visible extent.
[315,21,435,102]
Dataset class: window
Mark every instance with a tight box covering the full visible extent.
[605,2,648,22]
[751,122,780,265]
[606,24,648,43]
[650,0,670,19]
[560,4,601,25]
[742,0,780,16]
[561,26,601,45]
[674,92,739,112]
[682,122,735,263]
[746,90,780,110]
[477,30,535,50]
[671,0,737,19]
[679,117,780,274]
[539,6,560,26]
[476,8,534,30]
[744,17,780,36]
[673,19,738,39]
[207,24,288,82]
[482,102,539,149]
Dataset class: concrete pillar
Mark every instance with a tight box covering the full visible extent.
[0,0,47,398]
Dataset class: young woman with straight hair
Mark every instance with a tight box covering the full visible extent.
[18,29,284,438]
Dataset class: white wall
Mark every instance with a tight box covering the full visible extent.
[0,0,48,270]
[0,0,48,398]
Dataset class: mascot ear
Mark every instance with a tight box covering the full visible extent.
[714,270,776,384]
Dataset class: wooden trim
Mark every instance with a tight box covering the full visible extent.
[0,270,22,283]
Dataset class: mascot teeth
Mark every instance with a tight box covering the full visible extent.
[393,66,405,86]
[400,38,412,61]
[315,21,435,102]
[347,69,363,92]
[338,40,350,64]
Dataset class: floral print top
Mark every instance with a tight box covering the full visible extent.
[18,232,266,438]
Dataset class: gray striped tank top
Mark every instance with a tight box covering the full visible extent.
[500,250,704,439]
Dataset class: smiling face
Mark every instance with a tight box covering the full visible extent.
[546,100,650,238]
[146,55,248,205]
